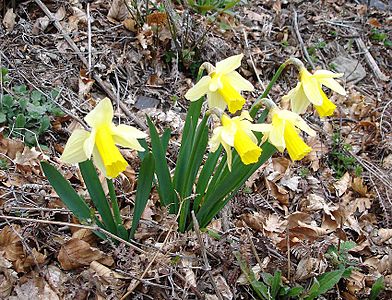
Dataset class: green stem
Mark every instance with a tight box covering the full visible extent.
[249,57,303,118]
[107,179,122,226]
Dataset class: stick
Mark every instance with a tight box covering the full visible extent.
[292,9,316,70]
[355,38,389,81]
[33,0,147,130]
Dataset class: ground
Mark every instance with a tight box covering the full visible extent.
[0,0,391,299]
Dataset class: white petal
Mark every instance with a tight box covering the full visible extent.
[224,71,254,92]
[302,77,323,106]
[318,78,346,95]
[313,70,344,78]
[222,142,233,172]
[215,54,243,75]
[185,76,211,101]
[284,83,310,114]
[61,129,90,164]
[269,118,286,152]
[221,126,235,146]
[209,127,222,152]
[83,128,96,158]
[207,92,227,111]
[249,123,273,133]
[111,124,147,151]
[85,98,114,128]
[238,110,253,121]
[92,147,107,178]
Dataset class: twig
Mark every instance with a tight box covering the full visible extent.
[292,9,316,70]
[242,27,263,87]
[0,214,146,254]
[354,38,389,81]
[380,99,392,140]
[87,2,92,74]
[192,211,224,300]
[244,223,264,271]
[33,0,147,130]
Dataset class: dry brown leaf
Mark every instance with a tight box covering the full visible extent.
[264,214,286,233]
[107,0,129,22]
[352,177,368,196]
[373,228,392,245]
[214,274,233,300]
[13,274,59,300]
[0,135,24,160]
[0,225,24,263]
[306,137,329,171]
[58,238,114,270]
[241,213,265,232]
[266,179,289,205]
[90,261,125,286]
[334,172,351,196]
[71,229,96,245]
[346,270,366,295]
[78,69,95,99]
[123,18,136,32]
[294,257,319,281]
[32,16,50,34]
[3,8,16,32]
[181,255,197,288]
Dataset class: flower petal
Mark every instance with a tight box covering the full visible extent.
[314,94,337,117]
[302,76,323,106]
[224,71,254,92]
[207,91,227,111]
[284,123,312,161]
[185,76,211,101]
[215,54,243,75]
[61,129,90,164]
[92,147,107,177]
[209,127,223,152]
[84,98,114,128]
[83,128,96,158]
[313,70,344,78]
[317,77,346,95]
[284,83,311,114]
[111,124,147,151]
[269,115,286,152]
[222,141,232,172]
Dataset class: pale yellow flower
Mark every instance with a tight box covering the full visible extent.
[260,108,316,161]
[185,54,254,114]
[209,111,268,170]
[283,67,346,117]
[61,98,147,178]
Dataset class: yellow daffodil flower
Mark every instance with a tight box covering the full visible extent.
[209,111,268,170]
[61,98,147,178]
[260,108,316,161]
[185,54,254,114]
[283,67,346,117]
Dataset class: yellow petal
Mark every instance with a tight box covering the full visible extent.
[61,129,90,164]
[222,141,233,172]
[207,91,227,111]
[315,94,337,117]
[284,83,310,114]
[224,71,254,92]
[218,76,246,113]
[277,109,316,137]
[284,123,312,161]
[269,114,286,152]
[209,127,223,152]
[234,129,261,165]
[92,147,107,177]
[185,76,211,101]
[84,98,113,128]
[220,115,236,146]
[209,73,221,92]
[95,124,128,178]
[215,54,243,75]
[301,76,323,106]
[111,124,147,151]
[313,70,344,78]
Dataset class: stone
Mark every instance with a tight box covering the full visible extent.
[330,56,367,83]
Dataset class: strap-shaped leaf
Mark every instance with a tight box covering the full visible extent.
[147,116,176,211]
[129,152,155,239]
[79,160,116,234]
[41,161,91,221]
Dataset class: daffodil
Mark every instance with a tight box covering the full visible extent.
[283,67,346,117]
[209,111,268,170]
[260,108,316,161]
[185,54,254,114]
[61,98,147,178]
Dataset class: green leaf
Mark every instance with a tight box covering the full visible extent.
[251,280,271,300]
[19,98,28,110]
[284,286,304,298]
[41,161,91,221]
[305,268,345,300]
[147,116,176,210]
[15,114,26,128]
[370,276,384,300]
[31,90,43,103]
[13,84,27,94]
[38,115,51,134]
[78,160,117,234]
[270,271,282,298]
[129,152,155,239]
[2,94,14,108]
[0,112,6,123]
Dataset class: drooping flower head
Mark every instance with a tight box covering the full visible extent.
[283,66,346,117]
[260,108,316,161]
[209,111,267,170]
[61,98,147,178]
[185,54,254,114]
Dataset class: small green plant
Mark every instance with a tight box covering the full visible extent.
[325,241,357,269]
[328,131,362,178]
[1,67,10,84]
[299,167,310,178]
[370,276,385,300]
[235,251,351,300]
[187,0,240,14]
[369,29,391,47]
[0,76,63,146]
[0,158,9,170]
[281,41,289,48]
[307,39,327,63]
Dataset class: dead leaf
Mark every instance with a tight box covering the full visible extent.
[108,0,129,22]
[346,270,366,294]
[352,177,368,196]
[294,257,319,281]
[32,16,50,34]
[0,225,24,263]
[367,18,382,28]
[334,172,351,196]
[214,274,233,300]
[58,239,114,270]
[266,179,289,205]
[373,229,392,245]
[13,273,59,300]
[3,8,16,32]
[280,176,300,192]
[0,135,24,159]
[90,261,125,286]
[78,69,95,99]
[123,18,136,32]
[306,137,329,171]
